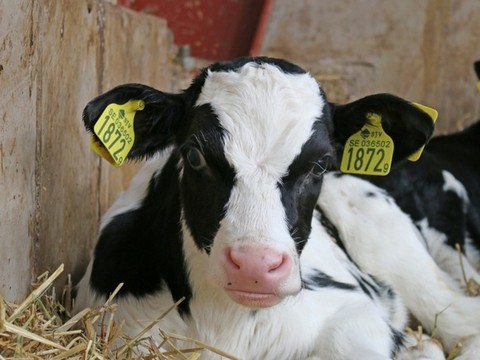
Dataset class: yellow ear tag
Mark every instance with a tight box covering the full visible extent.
[90,99,145,167]
[476,81,480,93]
[407,102,438,161]
[340,113,394,176]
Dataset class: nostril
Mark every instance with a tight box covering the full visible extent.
[266,253,285,272]
[268,255,287,272]
[228,249,242,270]
[226,247,287,274]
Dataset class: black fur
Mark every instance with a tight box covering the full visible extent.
[90,151,193,314]
[302,270,357,291]
[281,120,335,254]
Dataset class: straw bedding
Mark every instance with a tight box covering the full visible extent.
[0,264,238,360]
[1,260,478,359]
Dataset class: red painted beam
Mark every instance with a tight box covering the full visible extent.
[118,0,268,61]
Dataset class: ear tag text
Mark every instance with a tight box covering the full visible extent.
[340,113,394,176]
[407,102,438,162]
[91,99,145,167]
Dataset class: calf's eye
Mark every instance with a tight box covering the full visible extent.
[310,155,331,178]
[186,147,207,171]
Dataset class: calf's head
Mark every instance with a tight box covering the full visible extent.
[83,57,434,308]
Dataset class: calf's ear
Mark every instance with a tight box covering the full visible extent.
[83,83,184,160]
[474,60,480,80]
[330,93,435,163]
[474,61,480,92]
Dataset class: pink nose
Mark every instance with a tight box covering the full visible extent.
[221,246,292,292]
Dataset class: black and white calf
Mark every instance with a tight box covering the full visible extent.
[364,120,480,288]
[74,57,479,359]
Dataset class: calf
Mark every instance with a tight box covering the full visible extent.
[74,57,478,359]
[363,63,480,287]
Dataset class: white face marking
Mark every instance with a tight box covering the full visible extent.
[197,63,324,180]
[195,63,326,298]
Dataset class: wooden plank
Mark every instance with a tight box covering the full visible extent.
[0,0,36,301]
[0,0,173,300]
[438,0,480,130]
[33,0,173,287]
[33,0,102,287]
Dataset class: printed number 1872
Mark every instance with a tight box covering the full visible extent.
[343,147,389,173]
[95,115,127,163]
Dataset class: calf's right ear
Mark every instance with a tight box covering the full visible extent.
[83,83,184,160]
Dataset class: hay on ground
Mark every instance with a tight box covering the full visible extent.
[0,264,238,360]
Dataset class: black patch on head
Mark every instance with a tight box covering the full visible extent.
[179,104,235,252]
[280,119,336,254]
[302,269,357,291]
[366,191,376,197]
[90,152,192,315]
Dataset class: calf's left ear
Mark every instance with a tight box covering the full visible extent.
[330,93,435,163]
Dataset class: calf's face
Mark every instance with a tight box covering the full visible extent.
[83,57,434,308]
[184,63,332,307]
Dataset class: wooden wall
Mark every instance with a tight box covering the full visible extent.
[262,0,480,133]
[0,0,172,301]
